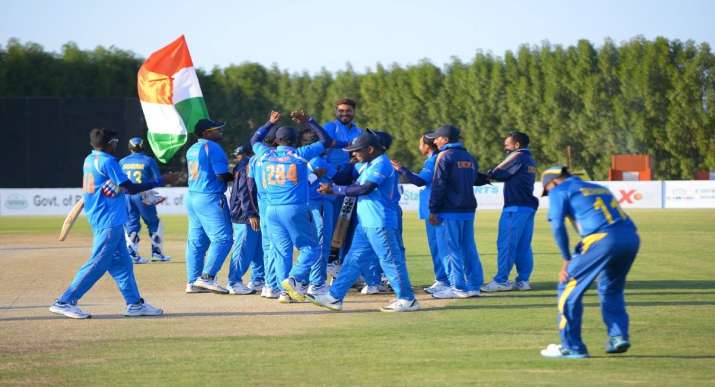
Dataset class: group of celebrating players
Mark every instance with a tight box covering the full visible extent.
[50,98,641,359]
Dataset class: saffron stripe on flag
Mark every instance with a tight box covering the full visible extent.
[138,67,173,104]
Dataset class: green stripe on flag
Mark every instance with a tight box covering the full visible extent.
[175,96,209,136]
[148,132,188,164]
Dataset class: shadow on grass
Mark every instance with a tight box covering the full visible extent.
[2,299,713,322]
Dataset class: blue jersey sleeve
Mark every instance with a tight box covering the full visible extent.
[296,141,326,161]
[489,152,523,181]
[548,188,572,260]
[429,152,449,213]
[417,155,436,182]
[322,121,338,145]
[208,143,229,175]
[104,158,129,186]
[247,157,256,178]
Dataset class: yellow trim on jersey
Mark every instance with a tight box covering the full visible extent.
[580,232,607,254]
[558,278,577,330]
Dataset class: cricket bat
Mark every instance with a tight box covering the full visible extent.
[328,196,357,263]
[58,198,84,241]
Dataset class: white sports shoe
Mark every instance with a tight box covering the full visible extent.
[380,298,421,312]
[125,300,163,317]
[424,281,449,294]
[306,292,343,311]
[193,277,229,294]
[432,287,479,299]
[307,284,328,296]
[540,343,589,359]
[132,255,150,264]
[49,301,91,319]
[278,291,292,304]
[185,283,211,293]
[480,280,513,292]
[151,253,171,262]
[263,287,281,299]
[247,281,264,292]
[227,282,255,295]
[513,280,532,291]
[360,285,380,295]
[281,277,307,302]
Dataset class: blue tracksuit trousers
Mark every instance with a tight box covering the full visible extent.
[185,192,233,283]
[434,218,483,292]
[266,204,320,285]
[227,223,264,286]
[330,225,415,301]
[494,207,535,283]
[557,225,639,353]
[59,225,141,305]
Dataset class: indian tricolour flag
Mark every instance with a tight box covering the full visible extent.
[138,35,208,163]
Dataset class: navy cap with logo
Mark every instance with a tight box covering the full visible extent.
[232,144,252,157]
[344,130,380,152]
[374,130,393,150]
[541,165,569,196]
[424,125,460,140]
[194,118,225,136]
[274,126,298,143]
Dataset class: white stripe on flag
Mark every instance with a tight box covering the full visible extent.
[140,101,187,135]
[172,67,203,104]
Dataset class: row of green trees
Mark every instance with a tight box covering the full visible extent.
[2,36,714,178]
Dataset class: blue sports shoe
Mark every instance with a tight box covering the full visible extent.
[605,336,631,354]
[540,344,589,359]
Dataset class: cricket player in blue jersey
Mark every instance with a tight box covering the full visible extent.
[247,127,281,298]
[426,125,483,299]
[120,137,170,264]
[50,128,174,319]
[393,133,446,294]
[226,144,264,295]
[480,132,538,292]
[301,129,337,296]
[323,99,363,259]
[184,118,234,294]
[308,131,420,312]
[539,166,639,359]
[250,110,332,303]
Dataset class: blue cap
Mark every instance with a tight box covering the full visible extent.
[275,126,298,143]
[194,118,225,136]
[128,136,144,152]
[344,131,380,152]
[541,165,568,196]
[374,130,393,150]
[232,144,252,156]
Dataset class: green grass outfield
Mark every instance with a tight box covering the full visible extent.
[1,210,714,386]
